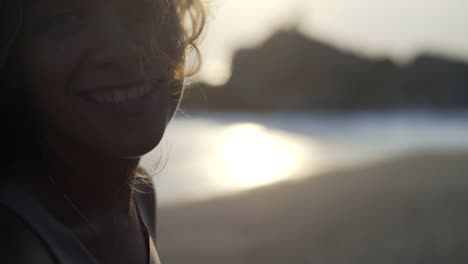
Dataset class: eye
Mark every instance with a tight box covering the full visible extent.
[41,11,84,34]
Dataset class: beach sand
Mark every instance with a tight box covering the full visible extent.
[157,151,468,263]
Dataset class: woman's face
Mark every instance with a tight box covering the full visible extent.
[20,0,181,159]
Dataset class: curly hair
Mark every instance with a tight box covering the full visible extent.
[0,0,206,174]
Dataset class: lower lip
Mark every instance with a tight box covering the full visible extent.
[78,86,164,117]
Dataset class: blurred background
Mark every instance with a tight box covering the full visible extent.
[143,0,468,263]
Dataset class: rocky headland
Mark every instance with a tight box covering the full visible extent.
[182,30,468,111]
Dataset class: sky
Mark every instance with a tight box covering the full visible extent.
[196,0,468,85]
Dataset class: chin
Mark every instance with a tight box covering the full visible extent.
[121,137,164,158]
[61,87,177,161]
[105,120,169,159]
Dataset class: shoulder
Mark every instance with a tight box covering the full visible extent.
[0,206,56,264]
[133,177,158,240]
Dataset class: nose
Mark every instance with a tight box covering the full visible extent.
[88,21,153,81]
[93,37,145,75]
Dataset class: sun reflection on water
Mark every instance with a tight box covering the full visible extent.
[217,123,310,188]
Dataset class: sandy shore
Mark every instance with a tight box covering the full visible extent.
[157,151,468,263]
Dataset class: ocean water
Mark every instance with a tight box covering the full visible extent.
[141,111,468,204]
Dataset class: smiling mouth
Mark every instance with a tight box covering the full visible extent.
[81,83,155,105]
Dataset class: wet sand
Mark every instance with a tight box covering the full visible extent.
[157,151,468,263]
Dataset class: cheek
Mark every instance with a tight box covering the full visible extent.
[19,0,187,158]
[21,35,179,158]
[22,37,97,152]
[24,38,83,116]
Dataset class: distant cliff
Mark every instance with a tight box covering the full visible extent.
[181,30,468,111]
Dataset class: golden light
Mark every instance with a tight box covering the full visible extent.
[219,123,306,188]
[200,60,232,86]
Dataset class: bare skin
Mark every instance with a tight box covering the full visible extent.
[1,0,179,262]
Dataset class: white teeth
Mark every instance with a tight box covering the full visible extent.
[88,85,152,104]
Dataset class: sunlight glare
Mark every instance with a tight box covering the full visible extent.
[220,123,304,188]
[201,60,232,86]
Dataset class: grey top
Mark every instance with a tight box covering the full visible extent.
[0,179,158,264]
